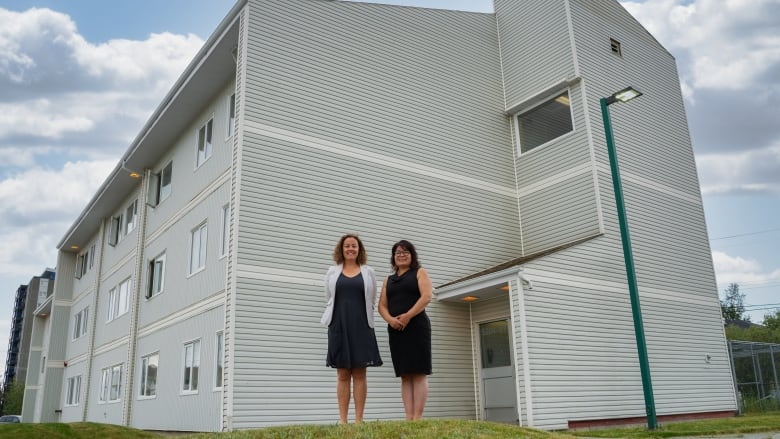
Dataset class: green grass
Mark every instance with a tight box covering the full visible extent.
[2,413,780,439]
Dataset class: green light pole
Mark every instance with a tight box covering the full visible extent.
[600,86,657,430]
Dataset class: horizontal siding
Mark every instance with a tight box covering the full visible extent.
[495,0,576,107]
[230,276,474,428]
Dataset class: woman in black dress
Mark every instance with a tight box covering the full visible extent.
[321,234,382,424]
[378,239,433,420]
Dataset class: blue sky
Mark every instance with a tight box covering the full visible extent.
[1,0,779,380]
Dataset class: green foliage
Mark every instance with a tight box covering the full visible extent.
[0,379,24,415]
[721,283,749,321]
[764,310,780,330]
[726,325,780,343]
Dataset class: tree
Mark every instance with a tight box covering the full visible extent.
[0,379,24,415]
[721,283,749,321]
[763,310,780,330]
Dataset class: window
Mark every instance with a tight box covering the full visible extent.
[514,90,574,154]
[72,306,89,340]
[108,214,123,246]
[65,375,81,406]
[227,94,236,137]
[215,331,224,389]
[88,244,96,269]
[147,253,165,299]
[41,356,46,373]
[219,204,229,258]
[610,38,622,57]
[139,353,159,398]
[125,200,138,235]
[182,340,201,393]
[100,364,122,403]
[189,222,207,274]
[148,161,173,207]
[196,118,213,167]
[75,249,89,279]
[107,278,131,322]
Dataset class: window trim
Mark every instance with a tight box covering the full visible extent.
[146,253,166,299]
[219,204,229,259]
[181,339,201,395]
[124,199,138,236]
[72,306,89,340]
[148,161,173,207]
[214,331,224,391]
[107,278,131,322]
[139,352,159,399]
[99,364,122,404]
[226,93,236,138]
[188,222,208,276]
[195,117,214,169]
[65,374,82,406]
[513,88,575,156]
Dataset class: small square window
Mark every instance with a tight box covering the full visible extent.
[514,90,574,154]
[610,38,622,57]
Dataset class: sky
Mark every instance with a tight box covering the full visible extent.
[1,0,778,382]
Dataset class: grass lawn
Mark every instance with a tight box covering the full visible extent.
[1,412,779,439]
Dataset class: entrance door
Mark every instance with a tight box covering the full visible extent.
[479,319,518,423]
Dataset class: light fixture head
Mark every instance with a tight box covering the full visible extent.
[606,86,643,105]
[129,172,141,179]
[462,296,479,302]
[70,245,79,250]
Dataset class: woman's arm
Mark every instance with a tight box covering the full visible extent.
[397,267,433,327]
[379,276,404,330]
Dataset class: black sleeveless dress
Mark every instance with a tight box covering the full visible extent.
[326,272,383,369]
[386,268,432,377]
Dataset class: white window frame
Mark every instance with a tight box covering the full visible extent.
[75,250,88,279]
[513,88,575,156]
[146,253,166,299]
[106,278,131,322]
[108,213,123,246]
[195,117,214,168]
[189,222,208,275]
[148,161,173,207]
[72,306,89,340]
[124,199,138,235]
[214,331,224,390]
[219,204,229,258]
[227,94,236,138]
[99,364,122,403]
[65,375,82,406]
[88,244,96,269]
[139,352,159,399]
[181,339,201,394]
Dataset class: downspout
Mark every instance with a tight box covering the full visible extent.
[122,170,150,426]
[515,271,534,426]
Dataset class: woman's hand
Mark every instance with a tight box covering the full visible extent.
[390,315,406,331]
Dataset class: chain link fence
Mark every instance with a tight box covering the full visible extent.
[729,340,780,413]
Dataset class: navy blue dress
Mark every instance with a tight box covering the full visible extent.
[326,272,383,369]
[386,268,432,377]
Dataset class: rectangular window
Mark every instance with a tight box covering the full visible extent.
[227,94,236,137]
[182,340,201,393]
[107,278,131,322]
[108,214,123,246]
[124,200,138,235]
[99,364,122,403]
[148,161,172,207]
[215,331,224,389]
[88,244,96,269]
[196,118,213,167]
[140,353,159,398]
[65,375,81,406]
[72,306,89,340]
[219,204,229,258]
[610,38,622,57]
[147,253,165,299]
[75,252,87,279]
[514,90,574,154]
[189,222,207,274]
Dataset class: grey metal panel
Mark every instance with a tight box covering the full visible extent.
[131,306,224,432]
[93,259,136,348]
[230,276,473,428]
[85,348,129,425]
[495,0,576,107]
[519,172,600,255]
[59,362,87,422]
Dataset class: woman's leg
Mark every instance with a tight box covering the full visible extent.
[411,374,428,419]
[400,375,415,420]
[352,368,367,423]
[336,368,352,424]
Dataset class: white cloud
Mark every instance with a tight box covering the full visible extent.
[712,250,780,322]
[696,144,780,195]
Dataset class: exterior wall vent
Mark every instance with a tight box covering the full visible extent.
[610,38,622,57]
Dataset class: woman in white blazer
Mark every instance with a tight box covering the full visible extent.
[322,234,382,424]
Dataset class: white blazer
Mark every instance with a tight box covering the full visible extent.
[320,264,377,328]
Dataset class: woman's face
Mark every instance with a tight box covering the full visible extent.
[342,237,360,262]
[394,247,411,269]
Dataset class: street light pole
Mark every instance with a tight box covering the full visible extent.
[600,87,657,430]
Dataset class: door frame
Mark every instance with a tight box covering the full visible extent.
[475,316,519,424]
